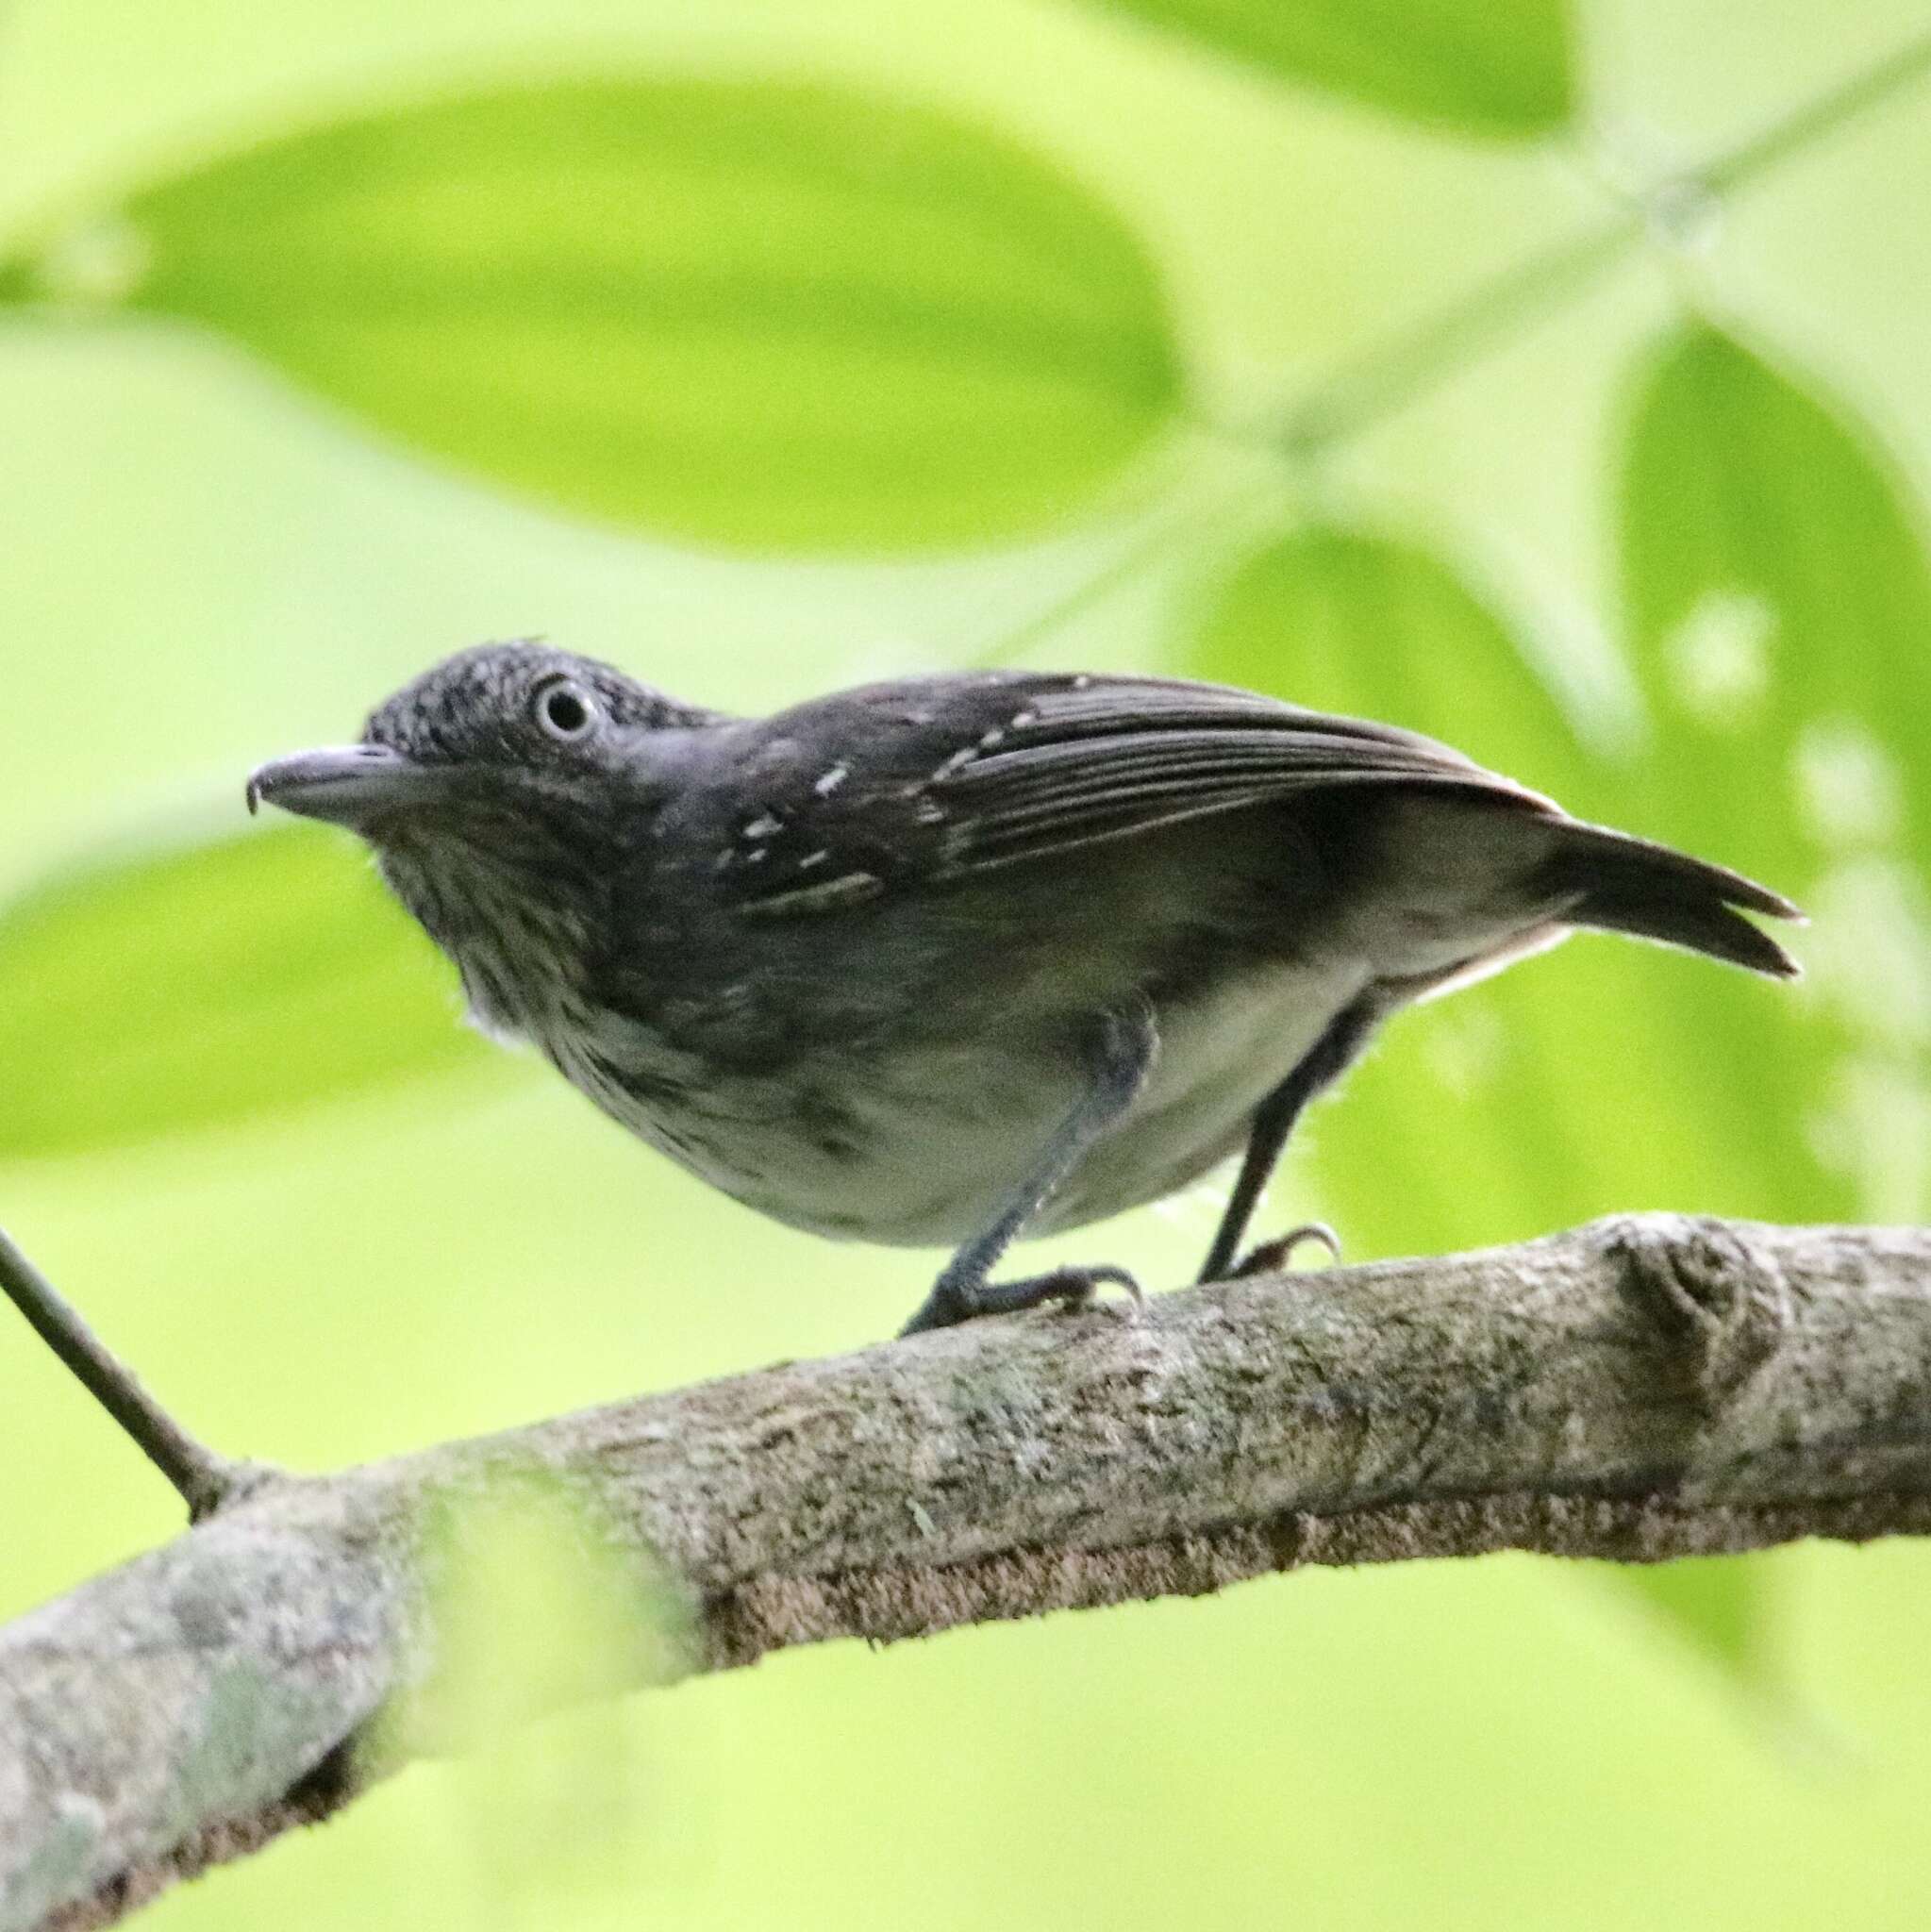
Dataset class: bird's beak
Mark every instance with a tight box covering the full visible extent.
[245,744,452,829]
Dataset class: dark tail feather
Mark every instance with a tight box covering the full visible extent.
[1545,822,1804,979]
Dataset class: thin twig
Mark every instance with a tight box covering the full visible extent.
[0,1224,246,1519]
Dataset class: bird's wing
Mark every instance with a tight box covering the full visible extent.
[721,672,1556,919]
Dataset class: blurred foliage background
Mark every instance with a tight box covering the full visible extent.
[2,0,1930,1924]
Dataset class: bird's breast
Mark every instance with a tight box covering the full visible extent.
[530,952,1368,1249]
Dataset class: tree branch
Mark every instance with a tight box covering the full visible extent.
[5,1214,1930,1932]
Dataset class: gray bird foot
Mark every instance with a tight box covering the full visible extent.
[1224,1222,1343,1280]
[899,1264,1142,1338]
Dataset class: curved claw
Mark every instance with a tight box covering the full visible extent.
[1045,1262,1143,1317]
[899,1261,1144,1336]
[1230,1222,1343,1279]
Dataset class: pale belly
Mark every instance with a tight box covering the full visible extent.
[540,957,1370,1250]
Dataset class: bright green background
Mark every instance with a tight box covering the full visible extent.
[3,0,1930,1925]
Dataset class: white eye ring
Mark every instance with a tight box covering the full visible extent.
[533,678,598,742]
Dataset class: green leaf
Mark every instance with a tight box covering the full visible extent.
[1190,525,1615,1254]
[1089,0,1574,138]
[1622,323,1931,872]
[1191,524,1574,781]
[1187,522,1818,1679]
[1191,516,1847,1241]
[0,821,498,1158]
[1620,323,1931,1224]
[0,80,1182,553]
[1189,528,1590,1244]
[1596,326,1931,1674]
[1619,1558,1777,1691]
[384,1470,690,1760]
[372,1472,693,1907]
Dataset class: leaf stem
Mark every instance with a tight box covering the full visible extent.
[1706,29,1931,192]
[1275,218,1639,456]
[0,1224,252,1519]
[972,464,1277,666]
[1231,29,1931,463]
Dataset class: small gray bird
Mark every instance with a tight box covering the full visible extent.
[247,642,1799,1337]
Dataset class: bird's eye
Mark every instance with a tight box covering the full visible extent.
[534,679,597,741]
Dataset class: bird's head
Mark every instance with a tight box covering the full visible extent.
[247,641,711,838]
[247,641,721,1025]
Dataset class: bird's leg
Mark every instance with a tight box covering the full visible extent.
[898,1004,1157,1338]
[1196,991,1384,1283]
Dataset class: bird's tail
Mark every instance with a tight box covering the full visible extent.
[1543,821,1803,979]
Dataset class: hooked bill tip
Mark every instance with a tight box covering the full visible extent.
[243,743,441,829]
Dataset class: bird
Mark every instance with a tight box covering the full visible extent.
[246,641,1801,1339]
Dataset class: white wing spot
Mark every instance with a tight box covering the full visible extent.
[813,764,850,797]
[742,811,783,840]
[799,849,829,869]
[977,726,1007,751]
[741,872,885,917]
[1008,708,1038,730]
[935,745,978,780]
